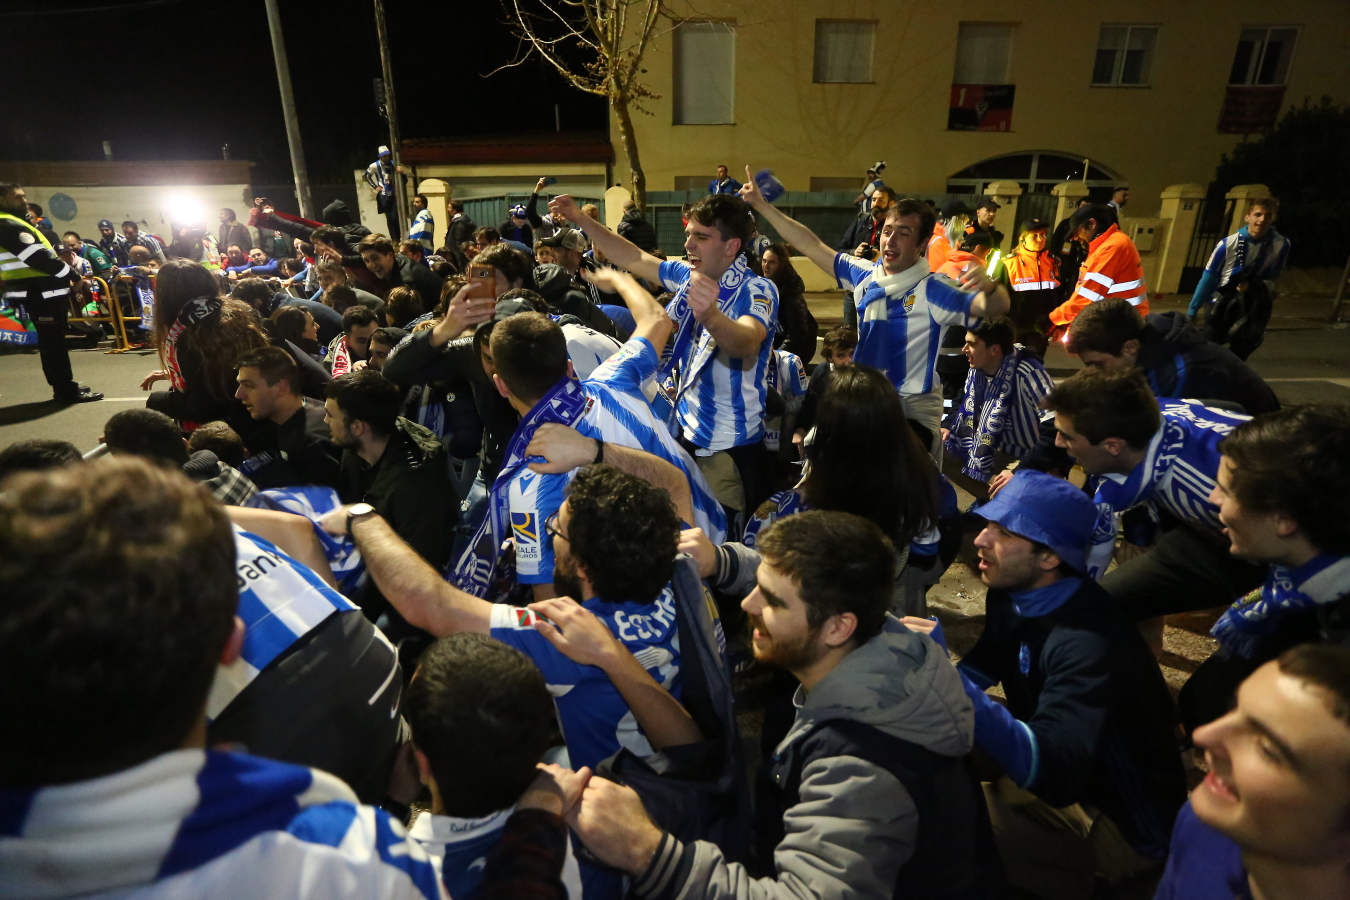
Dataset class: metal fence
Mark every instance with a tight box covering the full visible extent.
[1179,185,1234,294]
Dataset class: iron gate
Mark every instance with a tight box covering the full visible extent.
[1179,185,1234,294]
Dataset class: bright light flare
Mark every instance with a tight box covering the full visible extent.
[164,192,205,227]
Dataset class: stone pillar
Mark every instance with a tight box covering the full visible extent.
[603,185,631,230]
[1225,184,1272,235]
[1051,181,1090,231]
[984,181,1022,251]
[1153,183,1207,295]
[415,178,449,251]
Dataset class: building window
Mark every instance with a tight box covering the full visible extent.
[813,20,875,83]
[1218,26,1296,134]
[953,23,1013,85]
[1092,24,1157,86]
[950,23,1016,131]
[1228,26,1297,85]
[674,22,735,125]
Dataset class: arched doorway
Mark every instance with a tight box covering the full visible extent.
[948,151,1123,231]
[946,151,1122,198]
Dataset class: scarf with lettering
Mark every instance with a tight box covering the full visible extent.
[449,377,590,598]
[944,348,1022,481]
[165,295,220,392]
[654,254,754,432]
[329,335,354,377]
[1211,555,1350,658]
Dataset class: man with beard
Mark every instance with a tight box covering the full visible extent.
[323,463,687,773]
[910,470,1185,898]
[559,510,994,899]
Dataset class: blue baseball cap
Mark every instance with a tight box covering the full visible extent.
[972,470,1097,573]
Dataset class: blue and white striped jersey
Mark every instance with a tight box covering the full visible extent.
[561,321,622,380]
[659,257,779,452]
[411,807,584,899]
[577,337,727,541]
[1086,400,1250,579]
[835,253,976,397]
[507,338,730,584]
[1188,225,1292,316]
[763,349,808,452]
[0,749,443,899]
[408,209,435,250]
[205,526,360,720]
[1204,227,1290,290]
[489,588,681,770]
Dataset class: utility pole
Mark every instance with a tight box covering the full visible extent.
[373,0,407,238]
[263,0,314,218]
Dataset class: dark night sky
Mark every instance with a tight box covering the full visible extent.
[2,0,607,181]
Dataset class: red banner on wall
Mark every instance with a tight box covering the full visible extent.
[1217,85,1285,134]
[948,84,1015,132]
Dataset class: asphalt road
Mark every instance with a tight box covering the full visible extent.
[2,290,1347,455]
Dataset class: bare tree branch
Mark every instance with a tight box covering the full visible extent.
[494,0,671,207]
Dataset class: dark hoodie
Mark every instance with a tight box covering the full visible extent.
[1138,312,1279,414]
[617,206,658,252]
[532,263,618,337]
[340,417,457,639]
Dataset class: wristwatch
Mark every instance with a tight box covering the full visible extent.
[345,502,376,535]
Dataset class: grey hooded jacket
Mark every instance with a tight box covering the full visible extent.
[632,618,975,899]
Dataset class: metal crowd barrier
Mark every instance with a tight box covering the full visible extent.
[66,273,156,353]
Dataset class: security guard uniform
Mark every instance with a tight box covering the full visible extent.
[0,211,102,402]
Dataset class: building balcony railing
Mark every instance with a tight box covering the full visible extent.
[1217,84,1285,134]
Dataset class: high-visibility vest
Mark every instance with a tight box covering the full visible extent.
[1049,224,1147,326]
[926,222,950,272]
[0,212,72,305]
[1002,247,1059,293]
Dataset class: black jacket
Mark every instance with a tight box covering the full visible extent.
[382,328,516,481]
[369,254,443,311]
[838,212,884,254]
[617,208,659,252]
[246,399,342,490]
[960,579,1186,858]
[340,418,457,638]
[1137,312,1279,414]
[532,263,618,337]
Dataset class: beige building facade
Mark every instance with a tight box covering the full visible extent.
[616,2,1349,215]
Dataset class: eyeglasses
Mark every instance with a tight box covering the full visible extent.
[544,514,568,543]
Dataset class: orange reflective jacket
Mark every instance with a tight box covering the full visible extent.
[1049,224,1147,326]
[927,222,950,272]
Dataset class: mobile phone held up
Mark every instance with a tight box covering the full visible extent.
[468,265,495,300]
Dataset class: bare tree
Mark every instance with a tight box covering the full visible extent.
[496,0,672,209]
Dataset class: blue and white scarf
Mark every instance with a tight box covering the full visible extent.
[245,486,368,598]
[653,254,754,433]
[944,349,1021,481]
[449,377,590,598]
[1211,555,1350,658]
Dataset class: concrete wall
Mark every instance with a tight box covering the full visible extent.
[19,182,251,244]
[352,163,611,237]
[615,1,1350,217]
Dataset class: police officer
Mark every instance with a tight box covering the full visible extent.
[1,183,102,403]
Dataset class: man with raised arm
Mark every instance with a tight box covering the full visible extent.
[737,165,1009,450]
[549,190,778,523]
